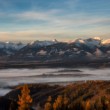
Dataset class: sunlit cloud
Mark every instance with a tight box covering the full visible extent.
[0,0,110,41]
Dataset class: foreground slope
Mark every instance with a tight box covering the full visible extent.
[1,81,110,110]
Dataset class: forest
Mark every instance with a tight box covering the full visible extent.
[0,81,110,110]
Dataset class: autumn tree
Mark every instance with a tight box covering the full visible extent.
[85,100,91,110]
[17,84,33,110]
[53,95,63,110]
[63,94,69,110]
[101,96,110,110]
[44,96,52,110]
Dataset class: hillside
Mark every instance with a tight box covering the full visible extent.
[1,81,110,110]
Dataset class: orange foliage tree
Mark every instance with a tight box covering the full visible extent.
[53,95,63,110]
[17,84,33,110]
[85,100,91,110]
[44,96,52,110]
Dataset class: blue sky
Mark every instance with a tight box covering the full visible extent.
[0,0,110,42]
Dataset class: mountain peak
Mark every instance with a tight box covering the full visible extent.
[93,37,101,41]
[29,40,58,47]
[102,39,110,45]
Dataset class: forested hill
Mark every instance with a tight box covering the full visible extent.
[0,81,110,110]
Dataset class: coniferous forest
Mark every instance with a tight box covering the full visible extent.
[0,81,110,110]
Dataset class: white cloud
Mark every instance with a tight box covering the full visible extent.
[0,9,110,41]
[0,9,110,28]
[10,9,61,21]
[14,11,49,21]
[10,11,110,28]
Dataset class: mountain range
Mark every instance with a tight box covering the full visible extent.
[0,37,110,67]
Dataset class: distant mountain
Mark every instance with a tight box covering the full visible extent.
[73,37,101,48]
[0,42,26,56]
[0,42,26,50]
[29,40,58,48]
[102,39,110,45]
[0,38,110,64]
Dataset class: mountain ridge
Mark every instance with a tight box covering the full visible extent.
[0,37,110,68]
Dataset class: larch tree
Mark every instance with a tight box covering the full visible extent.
[17,84,33,110]
[53,95,63,110]
[44,96,52,110]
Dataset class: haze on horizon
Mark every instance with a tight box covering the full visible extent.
[0,0,110,42]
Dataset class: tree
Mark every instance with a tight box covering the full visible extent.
[85,100,91,110]
[53,95,63,110]
[63,94,69,110]
[17,84,33,110]
[44,96,52,110]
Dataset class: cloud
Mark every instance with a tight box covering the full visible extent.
[8,9,61,21]
[0,5,110,41]
[7,10,109,27]
[0,27,110,42]
[0,11,110,39]
[14,11,49,21]
[0,8,110,28]
[0,30,69,42]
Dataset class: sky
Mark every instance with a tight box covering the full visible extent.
[0,0,110,42]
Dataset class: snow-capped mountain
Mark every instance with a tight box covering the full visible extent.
[5,42,26,50]
[0,42,26,50]
[29,40,58,47]
[102,39,110,45]
[73,37,101,48]
[84,38,101,47]
[0,42,27,56]
[0,38,110,60]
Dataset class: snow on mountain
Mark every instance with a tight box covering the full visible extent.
[0,38,110,58]
[73,37,101,48]
[74,39,85,44]
[86,52,93,57]
[13,42,26,50]
[30,40,58,47]
[5,42,26,50]
[73,39,85,47]
[93,37,101,40]
[94,48,103,57]
[37,50,47,56]
[84,38,101,48]
[102,39,110,45]
[0,42,27,56]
